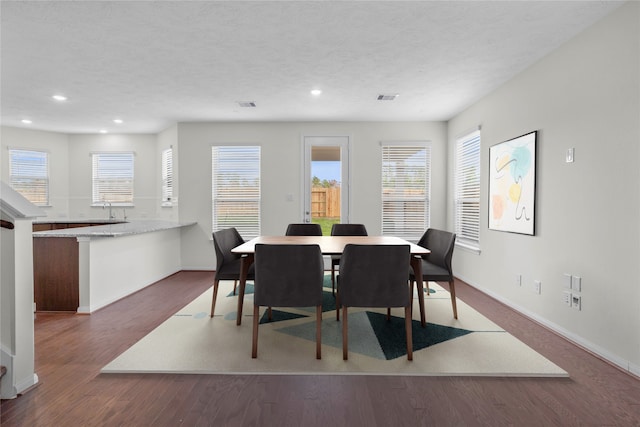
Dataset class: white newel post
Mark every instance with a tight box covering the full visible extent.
[1,181,44,399]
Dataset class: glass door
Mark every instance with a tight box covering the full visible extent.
[303,136,350,235]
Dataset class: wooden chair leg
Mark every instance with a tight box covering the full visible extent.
[342,306,348,360]
[267,307,273,321]
[233,280,237,296]
[316,305,322,359]
[336,290,340,321]
[386,307,391,321]
[449,280,458,319]
[210,279,220,318]
[405,306,413,361]
[251,305,259,358]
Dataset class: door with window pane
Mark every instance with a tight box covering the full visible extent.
[303,136,350,235]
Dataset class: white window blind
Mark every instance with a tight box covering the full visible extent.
[161,148,173,204]
[9,149,49,206]
[92,152,134,205]
[381,143,431,242]
[212,146,261,239]
[454,129,481,249]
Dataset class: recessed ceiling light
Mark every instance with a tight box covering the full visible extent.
[310,89,322,96]
[21,119,32,124]
[52,94,67,101]
[377,94,399,101]
[113,119,123,124]
[237,101,257,108]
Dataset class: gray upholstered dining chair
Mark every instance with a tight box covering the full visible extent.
[410,228,458,319]
[252,243,324,359]
[336,244,413,361]
[285,223,323,236]
[211,227,255,318]
[329,223,368,296]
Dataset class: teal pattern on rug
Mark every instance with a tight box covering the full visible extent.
[275,311,473,360]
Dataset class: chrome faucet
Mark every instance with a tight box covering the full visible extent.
[103,201,115,220]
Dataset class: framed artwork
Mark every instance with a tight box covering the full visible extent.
[488,131,537,235]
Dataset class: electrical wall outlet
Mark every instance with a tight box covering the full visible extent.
[563,291,572,306]
[572,295,582,311]
[515,274,522,287]
[533,280,541,294]
[572,276,582,292]
[563,273,572,289]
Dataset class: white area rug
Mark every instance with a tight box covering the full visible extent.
[102,277,568,377]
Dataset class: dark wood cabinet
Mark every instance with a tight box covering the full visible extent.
[33,237,79,312]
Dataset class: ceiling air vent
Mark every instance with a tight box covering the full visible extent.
[237,101,257,108]
[377,94,399,101]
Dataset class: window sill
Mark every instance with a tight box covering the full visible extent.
[91,203,135,208]
[455,241,481,255]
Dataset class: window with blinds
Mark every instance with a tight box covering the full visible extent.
[454,129,481,249]
[161,148,173,205]
[212,146,261,239]
[381,143,431,242]
[9,148,49,206]
[92,152,134,205]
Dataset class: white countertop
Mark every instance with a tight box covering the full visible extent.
[33,220,197,238]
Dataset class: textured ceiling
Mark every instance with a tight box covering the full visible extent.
[0,1,623,134]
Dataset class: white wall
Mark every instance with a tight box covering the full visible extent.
[67,133,157,220]
[447,2,640,374]
[176,121,447,269]
[1,127,70,219]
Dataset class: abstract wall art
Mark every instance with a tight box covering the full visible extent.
[489,131,537,235]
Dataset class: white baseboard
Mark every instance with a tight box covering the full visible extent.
[456,273,639,378]
[16,373,39,395]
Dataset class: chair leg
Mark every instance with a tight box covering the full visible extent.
[316,305,322,360]
[336,290,340,321]
[233,280,237,296]
[251,305,259,358]
[386,307,391,321]
[405,306,413,361]
[210,279,220,318]
[268,307,273,321]
[342,306,348,360]
[449,280,458,319]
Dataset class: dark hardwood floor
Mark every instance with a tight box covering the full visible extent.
[1,271,639,426]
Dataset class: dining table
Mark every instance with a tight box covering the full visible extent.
[231,235,430,327]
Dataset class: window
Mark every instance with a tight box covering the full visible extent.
[92,152,134,205]
[9,148,49,206]
[161,148,173,205]
[454,129,481,250]
[381,143,431,242]
[212,146,261,239]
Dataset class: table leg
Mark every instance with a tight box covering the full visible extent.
[411,256,426,327]
[236,253,254,326]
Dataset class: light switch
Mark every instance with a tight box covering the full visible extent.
[566,148,575,163]
[572,276,581,292]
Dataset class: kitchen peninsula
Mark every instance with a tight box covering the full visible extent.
[33,220,196,313]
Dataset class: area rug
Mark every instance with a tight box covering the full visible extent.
[101,275,568,377]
